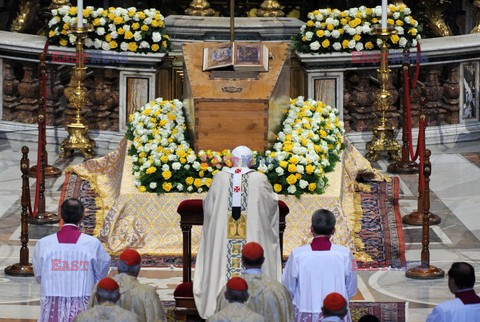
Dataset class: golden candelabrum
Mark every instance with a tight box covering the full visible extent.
[185,0,215,16]
[256,0,284,17]
[365,26,401,162]
[60,24,96,159]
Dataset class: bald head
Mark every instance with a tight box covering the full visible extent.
[448,262,475,292]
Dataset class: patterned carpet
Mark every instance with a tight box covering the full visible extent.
[350,302,406,322]
[60,173,406,268]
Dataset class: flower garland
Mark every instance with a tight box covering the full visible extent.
[293,4,422,54]
[48,6,170,54]
[126,97,344,195]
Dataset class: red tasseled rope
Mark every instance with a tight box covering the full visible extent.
[31,41,50,217]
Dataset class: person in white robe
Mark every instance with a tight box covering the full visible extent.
[216,242,294,321]
[194,145,281,319]
[74,277,137,322]
[33,198,111,322]
[208,277,264,322]
[321,292,348,322]
[426,262,480,321]
[89,248,166,322]
[282,209,357,322]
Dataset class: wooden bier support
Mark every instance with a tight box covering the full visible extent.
[174,199,289,321]
[182,42,290,153]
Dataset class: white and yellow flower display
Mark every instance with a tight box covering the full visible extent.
[293,4,422,54]
[126,97,344,195]
[48,6,170,53]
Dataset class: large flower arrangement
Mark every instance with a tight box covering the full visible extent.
[48,6,170,53]
[293,4,422,54]
[126,97,344,196]
[262,97,344,196]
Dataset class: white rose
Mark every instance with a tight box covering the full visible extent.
[395,26,404,35]
[58,5,69,15]
[305,31,314,41]
[374,6,382,16]
[355,42,364,51]
[297,165,305,174]
[120,42,128,51]
[162,164,170,171]
[362,25,371,33]
[331,30,340,38]
[315,21,322,29]
[102,41,110,51]
[144,17,152,25]
[99,17,106,26]
[325,17,334,25]
[111,31,119,39]
[140,41,149,48]
[177,183,184,191]
[149,182,157,189]
[187,186,193,192]
[300,25,306,33]
[287,185,297,194]
[307,13,314,19]
[348,40,356,49]
[377,38,383,47]
[299,180,308,189]
[347,27,356,35]
[171,162,181,170]
[275,167,284,176]
[69,34,77,44]
[404,16,411,24]
[52,9,58,16]
[315,14,323,21]
[332,42,341,51]
[399,37,407,47]
[197,188,203,193]
[184,164,191,170]
[134,31,142,41]
[152,32,162,42]
[324,30,331,37]
[123,24,131,31]
[94,38,102,49]
[404,8,411,15]
[412,39,417,47]
[62,15,71,23]
[48,17,58,27]
[96,27,105,36]
[193,161,201,170]
[309,41,321,51]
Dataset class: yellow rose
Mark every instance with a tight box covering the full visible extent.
[353,34,361,41]
[289,156,299,164]
[161,40,168,49]
[162,170,172,180]
[321,39,330,48]
[205,178,213,187]
[316,30,324,38]
[108,13,115,21]
[160,155,168,163]
[151,20,159,27]
[408,28,417,36]
[48,30,55,37]
[342,39,349,48]
[128,9,136,17]
[105,34,112,42]
[286,174,298,185]
[306,20,314,27]
[63,23,69,30]
[390,34,400,44]
[387,18,394,25]
[389,6,397,13]
[365,41,374,50]
[68,7,77,15]
[151,43,160,52]
[372,17,379,24]
[340,18,347,25]
[279,160,288,168]
[194,178,203,188]
[306,164,314,174]
[320,129,327,138]
[274,184,282,193]
[366,8,373,15]
[146,166,157,174]
[59,38,68,46]
[138,185,147,192]
[186,177,194,185]
[113,16,123,25]
[162,182,172,192]
[141,24,149,31]
[288,163,297,173]
[338,29,344,35]
[132,22,140,30]
[396,19,404,26]
[327,23,334,31]
[308,183,317,192]
[101,10,108,17]
[138,12,146,19]
[124,31,134,39]
[128,42,138,52]
[118,27,125,35]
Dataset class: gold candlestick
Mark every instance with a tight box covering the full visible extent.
[185,0,215,16]
[366,26,401,162]
[256,0,284,17]
[60,24,96,159]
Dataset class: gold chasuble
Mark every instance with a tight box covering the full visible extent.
[193,168,281,319]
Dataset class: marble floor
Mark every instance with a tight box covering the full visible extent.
[0,137,479,321]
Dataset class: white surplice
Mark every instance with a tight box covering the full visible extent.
[33,231,111,322]
[282,244,357,322]
[194,169,281,319]
[426,298,480,322]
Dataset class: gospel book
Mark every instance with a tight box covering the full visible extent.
[202,42,269,72]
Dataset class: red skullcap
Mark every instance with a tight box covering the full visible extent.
[226,277,248,291]
[120,248,141,266]
[323,292,347,311]
[242,242,264,261]
[98,278,119,291]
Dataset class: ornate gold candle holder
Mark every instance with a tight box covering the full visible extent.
[60,24,96,159]
[185,0,215,16]
[256,0,284,17]
[365,26,401,162]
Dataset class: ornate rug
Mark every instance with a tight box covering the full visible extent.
[60,172,406,269]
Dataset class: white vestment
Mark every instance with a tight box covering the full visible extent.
[33,231,111,322]
[207,302,265,322]
[426,298,480,322]
[282,243,357,322]
[194,169,281,318]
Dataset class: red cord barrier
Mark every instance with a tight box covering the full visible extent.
[403,42,423,163]
[31,41,50,217]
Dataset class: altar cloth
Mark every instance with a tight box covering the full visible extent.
[66,139,382,261]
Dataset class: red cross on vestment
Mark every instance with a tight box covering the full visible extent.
[234,186,241,192]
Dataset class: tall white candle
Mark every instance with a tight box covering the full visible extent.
[77,0,83,28]
[381,0,388,29]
